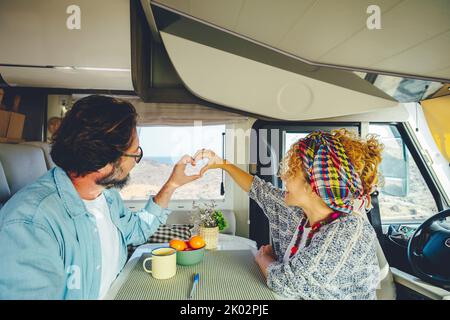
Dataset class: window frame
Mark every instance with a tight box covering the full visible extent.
[122,123,234,211]
[249,120,361,247]
[253,121,361,185]
[280,123,361,187]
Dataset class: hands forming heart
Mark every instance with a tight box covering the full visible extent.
[184,158,209,176]
[166,149,225,189]
[192,149,226,176]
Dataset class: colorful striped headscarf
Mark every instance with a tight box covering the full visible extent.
[295,131,364,214]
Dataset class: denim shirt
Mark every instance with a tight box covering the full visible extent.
[0,167,171,300]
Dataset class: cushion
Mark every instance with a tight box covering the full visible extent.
[148,224,195,243]
[21,141,55,169]
[0,143,48,195]
[126,224,195,260]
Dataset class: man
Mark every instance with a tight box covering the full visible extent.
[0,95,201,299]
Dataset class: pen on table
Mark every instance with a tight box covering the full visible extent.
[189,273,200,300]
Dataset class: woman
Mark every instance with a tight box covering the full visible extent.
[194,129,383,299]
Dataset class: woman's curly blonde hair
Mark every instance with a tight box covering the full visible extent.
[279,129,384,196]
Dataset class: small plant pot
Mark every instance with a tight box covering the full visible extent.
[199,226,219,249]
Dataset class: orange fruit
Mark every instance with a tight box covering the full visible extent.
[169,239,187,251]
[189,235,206,249]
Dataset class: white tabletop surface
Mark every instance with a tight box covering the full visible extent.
[104,234,260,300]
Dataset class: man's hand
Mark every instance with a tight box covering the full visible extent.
[255,244,277,278]
[153,155,202,208]
[166,154,202,189]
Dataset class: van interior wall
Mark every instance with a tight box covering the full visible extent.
[1,88,47,141]
[230,118,256,238]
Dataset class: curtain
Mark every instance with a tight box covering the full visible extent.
[129,98,248,126]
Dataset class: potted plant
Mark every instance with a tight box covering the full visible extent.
[191,200,227,249]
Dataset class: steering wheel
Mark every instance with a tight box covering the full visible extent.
[407,208,450,288]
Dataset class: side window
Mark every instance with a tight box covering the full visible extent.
[369,124,438,222]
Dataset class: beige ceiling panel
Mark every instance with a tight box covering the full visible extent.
[0,0,131,68]
[155,0,190,12]
[432,67,450,79]
[318,104,409,122]
[234,0,316,45]
[152,0,450,80]
[188,0,245,31]
[161,32,398,121]
[279,0,402,59]
[372,31,450,76]
[0,67,133,90]
[320,0,450,68]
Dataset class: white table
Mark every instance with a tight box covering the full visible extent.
[104,234,260,300]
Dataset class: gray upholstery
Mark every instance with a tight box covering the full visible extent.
[375,239,397,300]
[360,211,396,300]
[0,143,48,196]
[0,161,11,208]
[21,141,55,169]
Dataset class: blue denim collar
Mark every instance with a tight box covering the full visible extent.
[52,167,114,219]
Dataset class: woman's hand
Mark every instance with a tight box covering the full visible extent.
[192,149,226,176]
[255,244,277,278]
[193,148,254,193]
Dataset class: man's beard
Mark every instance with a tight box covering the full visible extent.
[96,162,130,190]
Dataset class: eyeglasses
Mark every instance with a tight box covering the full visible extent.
[122,146,143,164]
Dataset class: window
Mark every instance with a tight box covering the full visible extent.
[120,125,225,201]
[364,74,444,102]
[369,124,438,222]
[284,132,309,153]
[282,127,359,156]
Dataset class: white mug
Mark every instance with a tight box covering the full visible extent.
[142,247,177,279]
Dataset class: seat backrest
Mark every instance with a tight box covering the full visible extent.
[374,237,397,300]
[0,161,11,209]
[21,141,55,169]
[0,143,48,196]
[353,199,397,299]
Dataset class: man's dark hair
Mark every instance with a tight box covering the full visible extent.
[50,95,137,177]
